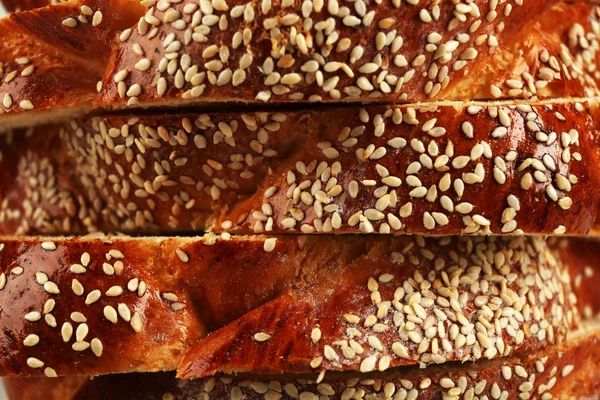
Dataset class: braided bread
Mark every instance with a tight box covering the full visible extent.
[2,100,598,236]
[0,233,597,378]
[4,319,600,399]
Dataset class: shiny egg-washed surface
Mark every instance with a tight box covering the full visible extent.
[1,234,598,377]
[0,0,143,131]
[6,0,600,130]
[4,321,600,399]
[2,101,599,236]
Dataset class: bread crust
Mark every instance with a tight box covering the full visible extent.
[0,0,143,131]
[0,234,595,378]
[4,322,600,399]
[0,0,58,13]
[95,0,558,109]
[2,100,598,236]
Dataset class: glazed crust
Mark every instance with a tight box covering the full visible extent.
[0,0,143,132]
[495,2,600,99]
[0,234,595,378]
[0,0,59,13]
[95,0,558,109]
[4,322,600,400]
[3,0,600,130]
[2,101,599,236]
[177,234,590,378]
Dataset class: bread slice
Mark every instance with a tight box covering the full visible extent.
[4,319,600,399]
[0,234,594,378]
[0,0,143,131]
[94,0,600,110]
[2,99,598,236]
[2,0,600,128]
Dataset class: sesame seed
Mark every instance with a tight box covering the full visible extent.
[75,323,89,342]
[360,356,377,372]
[91,338,103,357]
[72,342,90,351]
[92,11,103,26]
[562,365,574,376]
[104,306,118,323]
[311,328,321,344]
[70,264,86,274]
[118,303,131,322]
[44,281,60,294]
[70,312,86,323]
[131,312,143,332]
[72,279,84,296]
[61,322,73,342]
[85,289,101,305]
[263,238,277,252]
[44,367,57,378]
[23,334,39,347]
[62,18,77,27]
[27,358,44,369]
[254,332,272,342]
[176,249,189,262]
[41,242,56,251]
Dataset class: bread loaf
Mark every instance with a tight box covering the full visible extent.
[177,232,593,378]
[0,0,143,131]
[0,234,596,377]
[93,0,600,109]
[3,0,600,130]
[5,320,600,399]
[2,100,598,236]
[95,0,558,109]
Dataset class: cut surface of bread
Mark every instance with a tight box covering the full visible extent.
[2,100,598,236]
[0,0,143,131]
[0,234,596,377]
[4,319,600,399]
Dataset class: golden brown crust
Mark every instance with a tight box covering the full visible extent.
[2,376,87,400]
[471,2,600,101]
[177,234,582,378]
[0,0,59,13]
[2,101,598,236]
[550,236,600,320]
[95,0,559,109]
[5,323,600,400]
[0,0,143,132]
[0,234,591,378]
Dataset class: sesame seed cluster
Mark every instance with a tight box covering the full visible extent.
[2,0,600,397]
